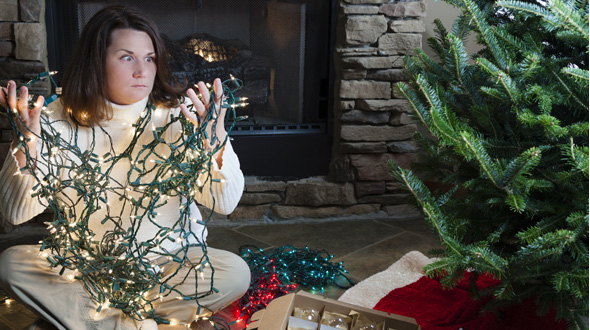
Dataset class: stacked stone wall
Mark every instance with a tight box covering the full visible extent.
[0,0,47,93]
[0,0,48,234]
[332,0,425,215]
[224,0,426,222]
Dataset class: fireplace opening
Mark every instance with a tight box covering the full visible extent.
[46,0,336,177]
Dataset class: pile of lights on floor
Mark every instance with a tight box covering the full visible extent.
[235,245,355,324]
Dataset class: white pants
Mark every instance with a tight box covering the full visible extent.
[0,244,251,330]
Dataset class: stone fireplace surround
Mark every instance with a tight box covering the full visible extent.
[0,0,425,234]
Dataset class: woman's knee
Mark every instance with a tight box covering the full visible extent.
[0,245,31,287]
[209,249,251,297]
[229,255,251,295]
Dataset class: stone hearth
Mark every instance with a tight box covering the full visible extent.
[0,0,426,235]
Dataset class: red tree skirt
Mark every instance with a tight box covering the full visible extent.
[374,272,567,330]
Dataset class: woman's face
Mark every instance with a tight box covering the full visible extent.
[105,28,157,105]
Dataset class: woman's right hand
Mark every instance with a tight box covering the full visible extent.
[0,80,44,169]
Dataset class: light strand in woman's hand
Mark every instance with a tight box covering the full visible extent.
[5,72,249,325]
[180,78,228,167]
[1,81,44,169]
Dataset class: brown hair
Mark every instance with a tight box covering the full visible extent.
[60,5,185,126]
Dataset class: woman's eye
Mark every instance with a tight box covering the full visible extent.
[146,57,155,63]
[121,55,133,62]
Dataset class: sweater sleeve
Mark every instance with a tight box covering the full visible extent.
[194,141,244,215]
[0,151,47,225]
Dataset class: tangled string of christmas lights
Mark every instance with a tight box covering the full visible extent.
[2,72,246,326]
[237,245,356,321]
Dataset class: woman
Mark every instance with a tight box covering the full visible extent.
[0,6,249,330]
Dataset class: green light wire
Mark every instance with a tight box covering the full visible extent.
[1,72,245,325]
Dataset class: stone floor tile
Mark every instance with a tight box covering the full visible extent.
[376,216,437,237]
[207,227,270,254]
[0,319,13,330]
[0,297,38,330]
[233,219,404,258]
[335,231,442,281]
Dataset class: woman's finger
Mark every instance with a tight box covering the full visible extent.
[17,86,28,115]
[196,81,210,107]
[213,78,222,105]
[186,88,206,117]
[180,103,198,124]
[30,95,44,122]
[7,81,17,111]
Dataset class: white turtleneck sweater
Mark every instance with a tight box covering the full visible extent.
[0,96,244,252]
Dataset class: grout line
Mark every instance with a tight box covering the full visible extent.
[374,218,440,241]
[332,230,411,262]
[228,228,276,248]
[216,227,276,250]
[374,217,424,230]
[0,314,20,330]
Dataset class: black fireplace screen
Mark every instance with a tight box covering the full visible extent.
[46,0,334,136]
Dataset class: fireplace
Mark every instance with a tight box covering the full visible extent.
[45,0,336,177]
[1,0,427,224]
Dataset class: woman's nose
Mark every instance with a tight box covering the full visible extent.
[133,62,146,78]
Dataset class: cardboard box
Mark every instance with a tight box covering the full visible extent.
[246,291,421,330]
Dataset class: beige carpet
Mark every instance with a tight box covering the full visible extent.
[338,251,436,308]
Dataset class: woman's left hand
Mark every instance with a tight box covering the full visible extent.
[180,78,228,166]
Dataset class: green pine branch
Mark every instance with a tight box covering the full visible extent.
[562,67,589,81]
[459,0,508,67]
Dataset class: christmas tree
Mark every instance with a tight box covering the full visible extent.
[390,0,588,328]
